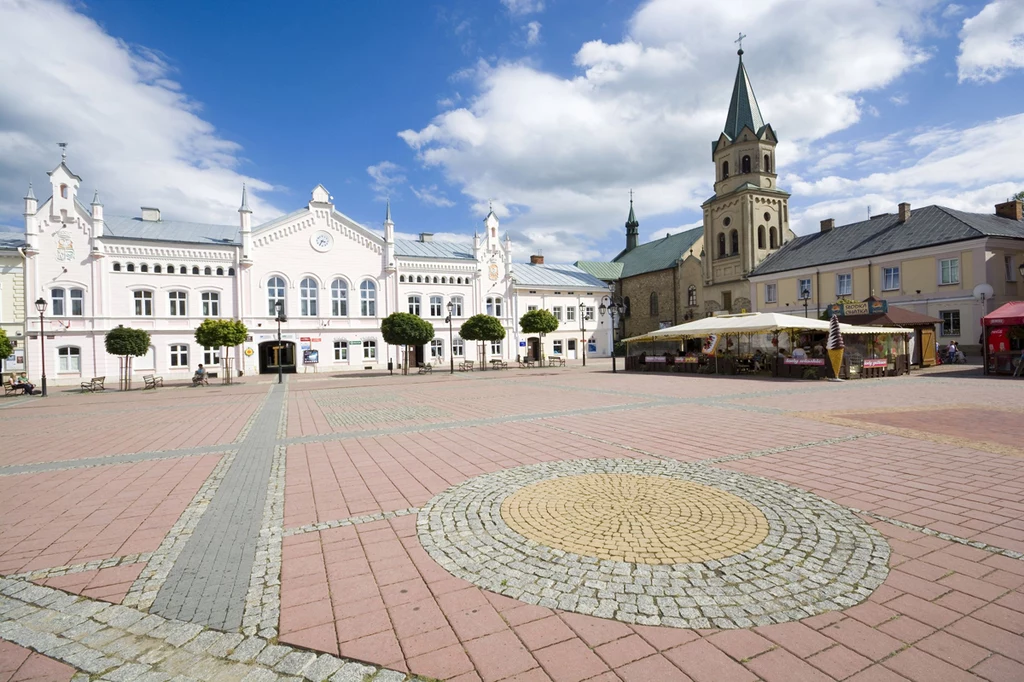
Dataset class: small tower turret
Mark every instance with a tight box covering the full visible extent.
[239,184,252,263]
[484,203,500,253]
[24,182,38,251]
[90,190,104,244]
[383,200,395,270]
[625,191,639,253]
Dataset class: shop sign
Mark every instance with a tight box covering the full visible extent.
[349,340,363,345]
[682,356,700,364]
[783,358,825,365]
[645,356,668,363]
[862,358,887,368]
[827,300,888,317]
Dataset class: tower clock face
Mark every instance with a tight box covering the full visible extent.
[310,230,334,252]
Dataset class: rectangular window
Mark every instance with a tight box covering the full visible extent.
[939,258,960,285]
[797,279,811,299]
[552,339,563,354]
[134,290,153,316]
[170,344,188,367]
[940,310,961,337]
[58,347,80,372]
[486,297,503,317]
[553,306,563,321]
[363,340,377,360]
[203,346,220,365]
[202,292,220,317]
[334,341,348,360]
[765,283,778,303]
[452,338,465,357]
[450,296,463,317]
[430,339,443,359]
[882,267,900,291]
[585,306,595,320]
[429,296,443,317]
[566,306,576,322]
[70,289,84,316]
[836,274,852,297]
[1007,255,1016,282]
[527,305,538,312]
[490,340,501,356]
[169,291,186,316]
[51,289,65,316]
[408,296,420,316]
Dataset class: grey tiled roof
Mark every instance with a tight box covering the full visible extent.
[751,205,1024,276]
[103,215,239,245]
[0,231,24,250]
[394,239,474,260]
[511,262,610,289]
[574,261,624,281]
[614,226,704,278]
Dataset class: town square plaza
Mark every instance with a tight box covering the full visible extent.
[0,363,1021,682]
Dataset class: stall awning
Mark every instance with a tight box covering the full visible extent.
[984,301,1024,326]
[623,312,911,343]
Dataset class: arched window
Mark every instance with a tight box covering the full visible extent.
[360,281,377,316]
[718,234,727,257]
[764,154,771,173]
[400,275,406,283]
[192,266,200,275]
[51,288,66,316]
[687,285,697,307]
[216,267,224,276]
[742,155,751,174]
[228,267,235,276]
[140,264,149,273]
[154,264,162,274]
[179,266,187,274]
[650,292,659,316]
[433,276,439,284]
[758,226,766,249]
[722,161,729,179]
[408,295,421,316]
[300,277,318,316]
[486,296,503,317]
[204,266,212,276]
[267,276,285,315]
[126,263,135,272]
[58,346,81,372]
[331,279,348,316]
[457,277,463,284]
[441,277,447,284]
[769,226,778,249]
[167,264,174,273]
[416,275,423,283]
[450,295,464,317]
[730,229,739,254]
[113,262,121,272]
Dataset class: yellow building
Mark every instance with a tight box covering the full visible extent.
[748,201,1024,354]
[0,232,26,372]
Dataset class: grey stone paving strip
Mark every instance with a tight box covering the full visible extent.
[851,508,1024,561]
[241,443,286,638]
[235,386,274,444]
[150,385,286,631]
[0,396,33,410]
[283,507,420,538]
[0,447,237,477]
[123,451,238,611]
[0,577,424,681]
[703,432,886,463]
[10,554,154,582]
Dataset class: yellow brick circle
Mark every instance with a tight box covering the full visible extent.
[500,473,770,564]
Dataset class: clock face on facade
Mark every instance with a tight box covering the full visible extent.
[310,230,334,252]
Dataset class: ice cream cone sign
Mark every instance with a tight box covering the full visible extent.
[826,314,845,379]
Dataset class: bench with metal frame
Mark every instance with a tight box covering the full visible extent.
[459,360,475,371]
[81,376,106,393]
[417,362,433,374]
[143,374,164,390]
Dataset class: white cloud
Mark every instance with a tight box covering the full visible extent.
[0,0,279,225]
[957,0,1024,83]
[411,185,456,208]
[942,3,965,18]
[500,0,544,17]
[366,161,406,199]
[889,93,909,105]
[525,21,541,47]
[400,0,933,257]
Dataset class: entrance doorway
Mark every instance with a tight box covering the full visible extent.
[258,340,296,374]
[527,337,541,361]
[567,339,577,360]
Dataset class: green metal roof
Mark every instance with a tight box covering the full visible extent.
[613,226,704,278]
[574,261,623,281]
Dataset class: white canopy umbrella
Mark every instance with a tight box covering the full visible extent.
[623,312,910,342]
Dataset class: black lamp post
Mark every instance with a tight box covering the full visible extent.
[578,303,591,367]
[801,287,810,318]
[274,300,286,384]
[599,295,625,373]
[34,298,47,397]
[445,300,455,375]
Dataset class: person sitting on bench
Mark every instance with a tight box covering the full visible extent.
[13,373,35,394]
[192,364,208,386]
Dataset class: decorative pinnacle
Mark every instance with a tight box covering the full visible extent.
[25,182,35,200]
[239,183,251,212]
[57,142,68,161]
[385,198,392,223]
[91,190,101,206]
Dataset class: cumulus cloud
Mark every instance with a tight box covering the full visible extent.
[366,161,406,200]
[0,0,279,225]
[957,0,1024,83]
[525,21,542,47]
[411,185,456,208]
[500,0,544,16]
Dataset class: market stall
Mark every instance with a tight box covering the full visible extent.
[833,304,940,367]
[982,302,1024,375]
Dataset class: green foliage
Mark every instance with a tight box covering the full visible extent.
[0,329,12,361]
[195,319,248,349]
[1014,190,1024,202]
[381,313,435,347]
[519,309,559,335]
[801,368,820,380]
[613,340,627,357]
[104,326,151,357]
[459,314,506,342]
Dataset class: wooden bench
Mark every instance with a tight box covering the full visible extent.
[191,375,209,387]
[417,362,433,374]
[518,358,536,368]
[4,377,24,396]
[547,357,566,367]
[143,374,164,390]
[459,360,475,372]
[489,359,508,370]
[81,376,106,392]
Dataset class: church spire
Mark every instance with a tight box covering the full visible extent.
[624,190,639,253]
[723,42,765,140]
[239,183,251,213]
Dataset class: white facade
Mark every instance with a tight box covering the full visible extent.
[0,238,25,373]
[18,159,609,385]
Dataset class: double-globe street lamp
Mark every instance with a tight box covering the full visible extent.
[577,303,592,367]
[445,300,455,375]
[801,286,811,318]
[274,300,286,384]
[34,298,48,397]
[599,296,626,373]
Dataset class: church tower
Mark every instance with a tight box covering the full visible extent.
[701,44,791,314]
[624,193,639,253]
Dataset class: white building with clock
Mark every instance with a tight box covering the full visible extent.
[16,157,610,385]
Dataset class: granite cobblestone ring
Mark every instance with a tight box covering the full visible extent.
[418,458,889,629]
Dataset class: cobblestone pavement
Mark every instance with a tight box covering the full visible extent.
[1,361,1022,681]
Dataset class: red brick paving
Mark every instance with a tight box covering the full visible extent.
[37,562,145,604]
[0,640,75,682]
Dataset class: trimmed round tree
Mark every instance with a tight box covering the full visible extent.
[381,312,435,375]
[104,325,151,390]
[194,319,248,383]
[519,309,559,361]
[460,314,506,366]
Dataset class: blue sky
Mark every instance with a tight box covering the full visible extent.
[1,0,1022,262]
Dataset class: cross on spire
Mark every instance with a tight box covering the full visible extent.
[57,142,68,161]
[629,189,634,203]
[735,32,746,55]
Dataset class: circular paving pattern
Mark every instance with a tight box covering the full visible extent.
[500,474,769,564]
[418,459,889,629]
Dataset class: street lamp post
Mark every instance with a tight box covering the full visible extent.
[445,300,455,375]
[34,298,48,397]
[599,295,626,373]
[274,300,286,384]
[801,287,810,318]
[578,303,591,367]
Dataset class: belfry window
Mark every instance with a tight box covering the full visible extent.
[742,156,751,174]
[721,161,729,179]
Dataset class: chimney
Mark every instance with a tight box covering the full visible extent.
[530,255,544,265]
[819,218,835,233]
[418,232,433,242]
[897,202,911,223]
[140,207,161,222]
[995,200,1023,221]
